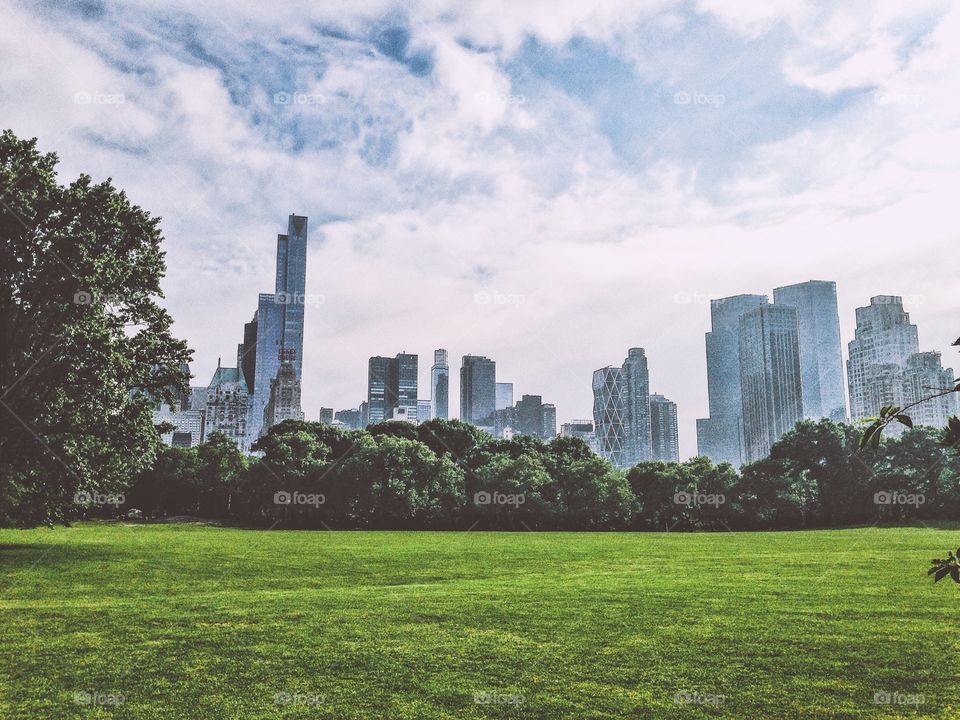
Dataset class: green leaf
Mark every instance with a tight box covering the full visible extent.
[894,414,913,429]
[934,567,951,582]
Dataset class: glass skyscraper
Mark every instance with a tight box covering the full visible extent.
[460,355,496,426]
[649,393,679,462]
[773,280,847,421]
[431,349,449,420]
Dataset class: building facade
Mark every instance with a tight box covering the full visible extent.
[649,394,679,462]
[461,355,496,427]
[592,366,627,466]
[496,382,514,411]
[773,280,847,421]
[205,363,249,447]
[738,305,804,463]
[262,358,304,433]
[431,349,449,420]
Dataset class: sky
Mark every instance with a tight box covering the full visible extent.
[2,0,958,458]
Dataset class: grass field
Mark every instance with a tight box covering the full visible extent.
[1,523,958,719]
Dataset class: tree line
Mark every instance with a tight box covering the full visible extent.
[109,417,960,531]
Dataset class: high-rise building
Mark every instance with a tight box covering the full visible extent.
[367,356,391,425]
[622,348,652,465]
[319,407,334,424]
[496,382,514,411]
[205,361,249,447]
[696,294,768,465]
[417,399,432,424]
[334,408,361,429]
[847,296,921,422]
[542,403,557,439]
[773,280,847,421]
[262,357,304,432]
[649,394,679,462]
[902,352,957,428]
[561,420,594,448]
[359,401,369,428]
[739,305,804,463]
[592,366,627,466]
[387,353,418,421]
[154,363,206,448]
[241,214,308,448]
[461,355,496,427]
[431,349,449,420]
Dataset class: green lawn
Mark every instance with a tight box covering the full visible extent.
[0,523,957,719]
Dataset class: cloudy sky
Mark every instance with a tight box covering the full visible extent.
[3,0,958,457]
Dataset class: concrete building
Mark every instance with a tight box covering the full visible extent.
[205,361,249,447]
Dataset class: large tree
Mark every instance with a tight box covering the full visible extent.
[0,130,191,526]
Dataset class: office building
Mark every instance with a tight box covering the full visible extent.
[205,361,249,447]
[431,349,449,420]
[461,355,496,426]
[496,382,514,411]
[649,394,679,462]
[622,348,652,465]
[739,305,804,463]
[319,407,334,424]
[773,280,847,421]
[334,408,361,429]
[367,356,391,425]
[387,353,418,421]
[262,358,304,432]
[592,366,628,466]
[417,399,432,424]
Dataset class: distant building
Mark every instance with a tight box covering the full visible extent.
[461,355,496,426]
[319,407,334,424]
[359,401,369,428]
[773,280,847,421]
[334,408,361,429]
[696,294,768,466]
[204,361,249,447]
[496,382,514,410]
[739,304,803,463]
[592,366,627,466]
[902,352,958,428]
[367,356,391,425]
[387,353,418,421]
[262,358,304,433]
[431,349,449,420]
[561,420,594,448]
[389,406,415,423]
[649,394,679,462]
[622,348,652,465]
[154,363,206,447]
[417,399,432,424]
[542,403,557,439]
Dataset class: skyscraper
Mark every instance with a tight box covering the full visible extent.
[592,366,627,466]
[262,357,304,432]
[847,296,920,422]
[542,403,557,439]
[241,214,308,448]
[431,349,449,420]
[205,360,249,447]
[461,355,496,427]
[496,382,514,410]
[773,280,847,421]
[367,356,391,425]
[649,394,679,462]
[386,353,418,421]
[696,294,768,465]
[622,347,652,465]
[902,352,957,428]
[417,399,432,424]
[739,304,804,463]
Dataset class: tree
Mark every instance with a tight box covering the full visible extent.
[0,130,191,527]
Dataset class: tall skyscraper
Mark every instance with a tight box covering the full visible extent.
[773,280,847,421]
[240,214,308,448]
[431,349,449,420]
[542,403,557,439]
[386,352,418,421]
[847,296,920,421]
[739,305,804,463]
[592,366,627,466]
[696,294,768,466]
[496,382,514,410]
[649,394,679,462]
[622,347,652,465]
[461,355,496,427]
[367,356,391,425]
[847,296,956,430]
[367,354,418,424]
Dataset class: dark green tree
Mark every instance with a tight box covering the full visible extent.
[0,130,191,527]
